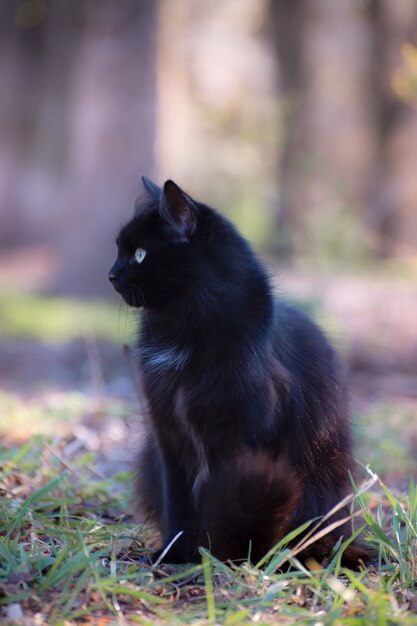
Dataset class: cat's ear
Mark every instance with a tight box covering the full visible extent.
[141,175,162,201]
[159,180,197,238]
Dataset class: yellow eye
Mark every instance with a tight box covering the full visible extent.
[134,248,147,264]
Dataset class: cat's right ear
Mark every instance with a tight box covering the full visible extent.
[141,176,162,201]
[160,180,197,239]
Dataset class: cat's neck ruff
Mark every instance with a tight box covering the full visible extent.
[140,344,190,372]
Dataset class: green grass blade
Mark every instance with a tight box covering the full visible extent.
[201,549,216,624]
[6,472,69,539]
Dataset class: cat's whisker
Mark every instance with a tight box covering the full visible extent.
[117,296,130,340]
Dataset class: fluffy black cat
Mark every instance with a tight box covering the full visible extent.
[109,177,367,566]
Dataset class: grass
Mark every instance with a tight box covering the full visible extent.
[354,403,417,478]
[1,439,417,625]
[1,291,417,624]
[0,292,136,343]
[1,413,417,626]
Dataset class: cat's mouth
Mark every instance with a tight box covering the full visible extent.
[107,277,141,308]
[118,287,145,308]
[109,272,144,307]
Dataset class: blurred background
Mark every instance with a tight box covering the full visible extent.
[0,0,416,484]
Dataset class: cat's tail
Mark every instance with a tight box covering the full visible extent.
[198,452,372,568]
[198,451,302,563]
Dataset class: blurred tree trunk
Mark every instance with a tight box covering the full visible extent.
[0,1,156,295]
[268,0,308,259]
[0,2,77,246]
[54,0,157,295]
[366,0,403,257]
[366,0,417,257]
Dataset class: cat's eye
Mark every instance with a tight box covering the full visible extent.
[134,248,147,264]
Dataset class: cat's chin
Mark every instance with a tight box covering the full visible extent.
[120,292,144,308]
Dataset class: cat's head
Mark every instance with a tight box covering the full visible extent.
[109,177,199,309]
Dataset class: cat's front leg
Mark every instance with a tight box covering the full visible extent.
[158,453,199,563]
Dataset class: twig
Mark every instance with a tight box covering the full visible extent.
[42,440,107,481]
[151,531,184,570]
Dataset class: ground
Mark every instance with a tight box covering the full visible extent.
[1,262,417,625]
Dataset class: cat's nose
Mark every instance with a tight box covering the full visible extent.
[108,269,118,284]
[109,260,122,285]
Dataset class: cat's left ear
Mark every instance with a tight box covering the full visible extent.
[135,176,162,216]
[159,180,197,238]
[141,175,161,200]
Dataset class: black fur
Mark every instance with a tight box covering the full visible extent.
[109,178,367,566]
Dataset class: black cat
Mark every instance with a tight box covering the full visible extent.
[109,177,367,566]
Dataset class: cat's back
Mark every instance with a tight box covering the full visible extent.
[271,299,343,378]
[270,298,350,455]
